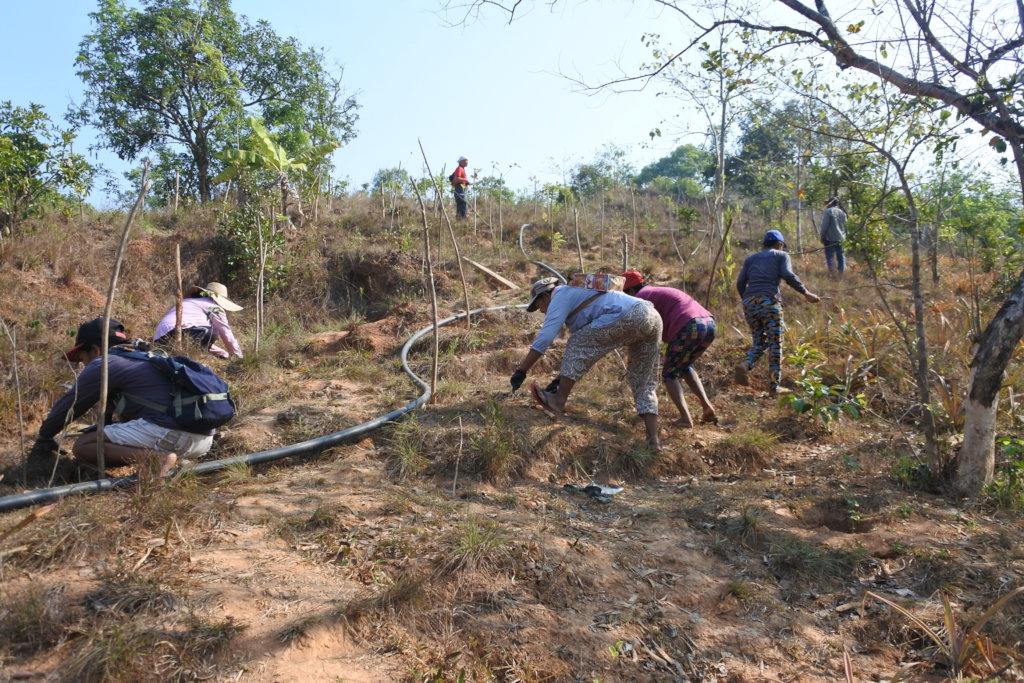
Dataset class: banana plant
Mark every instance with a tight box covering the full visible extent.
[214,116,338,226]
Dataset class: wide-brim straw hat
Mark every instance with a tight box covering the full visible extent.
[195,282,243,311]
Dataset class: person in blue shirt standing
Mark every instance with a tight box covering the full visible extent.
[819,197,848,276]
[735,230,821,394]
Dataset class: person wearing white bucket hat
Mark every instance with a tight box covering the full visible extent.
[450,155,471,218]
[152,281,244,358]
[510,277,664,452]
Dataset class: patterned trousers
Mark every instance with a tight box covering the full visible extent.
[663,316,716,380]
[742,296,784,389]
[559,302,662,415]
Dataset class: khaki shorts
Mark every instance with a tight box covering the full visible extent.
[103,419,214,458]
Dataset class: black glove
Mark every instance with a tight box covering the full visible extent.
[509,369,527,391]
[544,378,560,394]
[28,438,59,459]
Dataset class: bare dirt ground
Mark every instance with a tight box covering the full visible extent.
[2,307,1023,682]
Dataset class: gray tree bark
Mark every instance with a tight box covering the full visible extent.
[956,271,1024,495]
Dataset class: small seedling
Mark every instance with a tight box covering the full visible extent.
[865,587,1024,678]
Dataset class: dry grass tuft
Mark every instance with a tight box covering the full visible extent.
[705,428,778,472]
[84,570,179,616]
[342,573,425,623]
[64,613,243,683]
[442,516,513,575]
[766,536,868,585]
[0,584,74,657]
[471,400,526,482]
[384,415,431,480]
[725,504,766,546]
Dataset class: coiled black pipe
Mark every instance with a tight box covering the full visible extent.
[0,304,529,513]
[519,223,567,284]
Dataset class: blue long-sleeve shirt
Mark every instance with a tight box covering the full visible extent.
[736,249,808,301]
[529,286,645,355]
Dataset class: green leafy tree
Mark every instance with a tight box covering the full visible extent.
[474,175,516,203]
[635,143,713,199]
[121,148,197,209]
[0,102,93,234]
[728,101,804,214]
[370,167,414,198]
[213,116,339,222]
[569,145,635,199]
[73,0,357,203]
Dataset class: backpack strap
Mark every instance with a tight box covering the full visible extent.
[108,348,228,421]
[114,389,230,421]
[565,291,606,327]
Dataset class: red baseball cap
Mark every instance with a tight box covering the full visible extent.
[64,317,128,362]
[621,270,645,291]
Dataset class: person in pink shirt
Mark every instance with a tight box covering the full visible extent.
[152,282,244,359]
[622,270,717,427]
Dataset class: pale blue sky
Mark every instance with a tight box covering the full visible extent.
[1,1,693,204]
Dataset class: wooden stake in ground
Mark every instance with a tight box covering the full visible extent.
[622,233,629,272]
[97,162,151,475]
[704,210,735,307]
[418,139,472,329]
[255,211,267,352]
[410,178,439,401]
[630,185,638,249]
[174,244,183,344]
[573,203,584,272]
[0,320,27,484]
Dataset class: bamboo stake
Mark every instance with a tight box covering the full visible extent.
[451,416,463,497]
[703,210,734,307]
[418,139,472,329]
[630,186,638,249]
[256,212,267,352]
[0,320,27,484]
[174,244,183,344]
[622,233,629,271]
[312,170,321,224]
[497,174,504,254]
[97,161,151,475]
[573,203,584,272]
[410,178,439,400]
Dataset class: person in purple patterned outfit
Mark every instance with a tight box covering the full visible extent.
[622,270,717,427]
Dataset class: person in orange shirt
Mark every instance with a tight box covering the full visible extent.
[451,155,471,218]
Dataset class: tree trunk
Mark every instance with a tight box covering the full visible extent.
[956,267,1024,496]
[910,223,939,471]
[794,157,804,253]
[195,137,212,203]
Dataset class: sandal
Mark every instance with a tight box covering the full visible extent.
[699,413,719,425]
[530,382,563,417]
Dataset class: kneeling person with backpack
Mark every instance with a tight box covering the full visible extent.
[31,317,234,478]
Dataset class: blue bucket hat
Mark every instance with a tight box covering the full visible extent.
[763,229,786,247]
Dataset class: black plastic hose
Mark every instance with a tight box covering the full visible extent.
[0,304,528,513]
[519,223,567,284]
